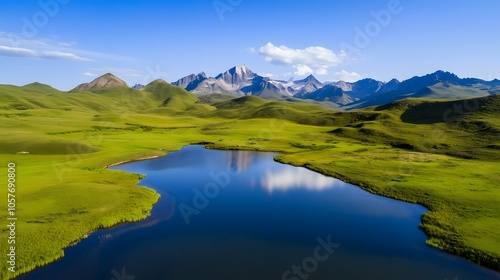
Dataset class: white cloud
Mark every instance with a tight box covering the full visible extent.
[259,42,344,66]
[0,45,38,58]
[333,70,363,82]
[0,45,93,62]
[0,32,133,62]
[258,42,346,77]
[41,50,93,62]
[316,67,329,76]
[293,64,314,76]
[257,72,294,80]
[83,72,97,77]
[0,32,47,47]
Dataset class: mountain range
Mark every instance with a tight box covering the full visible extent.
[72,66,500,110]
[170,66,500,108]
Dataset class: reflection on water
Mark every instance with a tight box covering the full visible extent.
[226,150,255,174]
[19,146,500,280]
[261,167,343,192]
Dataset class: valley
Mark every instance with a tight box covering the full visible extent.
[0,71,499,279]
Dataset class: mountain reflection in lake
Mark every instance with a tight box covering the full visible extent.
[20,146,500,280]
[261,168,343,192]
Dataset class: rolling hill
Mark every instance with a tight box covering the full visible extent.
[1,74,499,278]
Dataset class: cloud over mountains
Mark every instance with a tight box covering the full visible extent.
[258,42,346,76]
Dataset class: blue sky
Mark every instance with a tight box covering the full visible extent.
[0,0,499,90]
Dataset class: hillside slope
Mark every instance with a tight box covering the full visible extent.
[0,83,499,278]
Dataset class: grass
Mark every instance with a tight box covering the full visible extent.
[0,83,499,279]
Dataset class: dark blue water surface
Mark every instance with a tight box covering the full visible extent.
[20,145,500,280]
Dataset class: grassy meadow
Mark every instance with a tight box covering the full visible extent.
[0,81,499,279]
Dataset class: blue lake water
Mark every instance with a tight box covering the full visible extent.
[20,145,500,280]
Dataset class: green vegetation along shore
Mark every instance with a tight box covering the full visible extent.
[0,81,499,279]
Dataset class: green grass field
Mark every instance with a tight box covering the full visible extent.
[0,82,499,279]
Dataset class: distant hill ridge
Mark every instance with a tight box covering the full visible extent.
[57,68,500,109]
[72,73,128,92]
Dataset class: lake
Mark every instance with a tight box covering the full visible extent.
[20,145,500,280]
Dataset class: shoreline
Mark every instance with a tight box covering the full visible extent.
[10,154,164,280]
[204,143,500,273]
[14,195,161,280]
[14,145,500,279]
[104,155,162,168]
[12,195,161,280]
[270,154,500,273]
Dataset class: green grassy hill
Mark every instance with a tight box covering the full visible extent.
[0,82,499,279]
[328,95,500,160]
[412,82,493,99]
[345,81,495,110]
